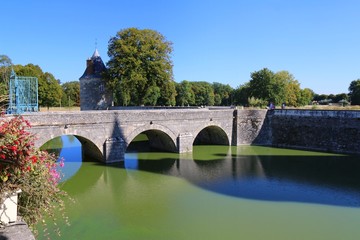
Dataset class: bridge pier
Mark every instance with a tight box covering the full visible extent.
[103,137,127,164]
[177,132,193,153]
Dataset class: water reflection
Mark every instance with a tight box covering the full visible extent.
[52,136,360,208]
[122,145,360,207]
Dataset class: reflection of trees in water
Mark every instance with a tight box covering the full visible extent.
[67,135,77,144]
[187,147,360,207]
[63,139,360,208]
[125,144,360,207]
[40,136,63,156]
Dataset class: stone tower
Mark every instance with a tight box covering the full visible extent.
[79,49,113,110]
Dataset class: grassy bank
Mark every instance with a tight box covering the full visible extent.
[39,106,80,112]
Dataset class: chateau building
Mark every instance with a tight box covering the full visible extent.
[79,49,113,110]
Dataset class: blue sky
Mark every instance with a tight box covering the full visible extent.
[1,0,359,94]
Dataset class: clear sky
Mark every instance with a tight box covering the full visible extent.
[1,0,359,94]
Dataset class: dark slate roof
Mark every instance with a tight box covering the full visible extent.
[79,49,107,80]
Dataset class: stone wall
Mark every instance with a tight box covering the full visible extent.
[267,110,360,154]
[235,109,270,145]
[80,78,113,110]
[235,109,360,155]
[15,109,360,164]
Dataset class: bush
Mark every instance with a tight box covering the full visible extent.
[248,97,268,108]
[0,114,70,237]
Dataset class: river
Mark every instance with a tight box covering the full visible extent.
[38,135,360,240]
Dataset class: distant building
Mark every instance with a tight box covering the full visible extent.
[79,49,113,110]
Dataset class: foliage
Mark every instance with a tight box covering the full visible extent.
[175,81,233,107]
[313,93,349,105]
[247,68,275,103]
[339,99,350,106]
[212,82,233,106]
[61,81,80,107]
[0,114,70,237]
[106,28,176,106]
[298,88,314,106]
[190,81,215,106]
[348,79,360,105]
[247,97,267,108]
[12,64,63,109]
[237,68,313,107]
[233,82,250,106]
[175,80,195,106]
[0,55,12,107]
[318,99,333,105]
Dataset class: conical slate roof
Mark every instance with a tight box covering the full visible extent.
[79,49,106,79]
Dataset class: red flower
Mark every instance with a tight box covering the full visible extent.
[9,145,17,152]
[0,154,5,159]
[31,156,37,164]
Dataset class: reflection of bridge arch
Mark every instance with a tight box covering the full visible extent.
[125,124,178,152]
[41,134,103,162]
[193,124,230,146]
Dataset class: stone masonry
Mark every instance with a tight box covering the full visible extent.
[12,108,360,164]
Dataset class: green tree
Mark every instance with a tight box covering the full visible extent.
[143,85,161,106]
[191,81,215,106]
[212,82,233,106]
[62,81,80,107]
[333,93,349,103]
[247,68,275,103]
[107,28,175,106]
[349,79,360,105]
[0,55,12,103]
[176,80,195,106]
[285,79,301,107]
[313,94,329,102]
[298,88,314,106]
[243,68,309,107]
[233,82,250,106]
[13,64,62,108]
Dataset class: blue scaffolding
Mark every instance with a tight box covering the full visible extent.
[7,69,38,114]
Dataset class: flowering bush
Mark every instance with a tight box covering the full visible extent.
[0,113,70,236]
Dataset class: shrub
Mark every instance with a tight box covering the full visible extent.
[248,97,268,108]
[0,113,70,237]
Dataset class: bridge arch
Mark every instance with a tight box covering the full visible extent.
[193,124,230,146]
[37,133,103,162]
[125,124,178,152]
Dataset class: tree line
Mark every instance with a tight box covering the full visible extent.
[1,27,360,109]
[0,56,80,109]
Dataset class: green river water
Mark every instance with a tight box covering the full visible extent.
[38,135,360,240]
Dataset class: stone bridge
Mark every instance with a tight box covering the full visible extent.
[19,109,268,163]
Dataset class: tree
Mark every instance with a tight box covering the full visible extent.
[0,55,12,103]
[298,88,314,106]
[13,64,62,108]
[247,68,275,103]
[333,93,349,103]
[191,81,215,106]
[233,82,250,106]
[107,28,176,106]
[176,80,195,106]
[313,94,329,102]
[241,68,310,107]
[212,82,234,106]
[349,79,360,105]
[62,81,80,107]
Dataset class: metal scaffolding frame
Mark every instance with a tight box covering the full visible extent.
[7,69,38,114]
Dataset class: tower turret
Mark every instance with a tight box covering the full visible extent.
[79,49,113,110]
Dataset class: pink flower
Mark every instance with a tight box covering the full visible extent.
[59,161,64,168]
